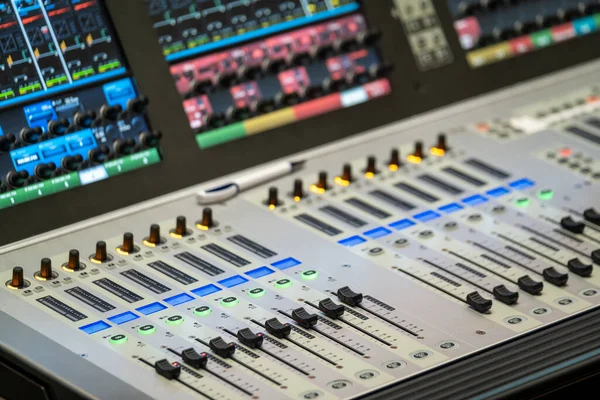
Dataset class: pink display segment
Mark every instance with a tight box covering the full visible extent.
[170,14,367,95]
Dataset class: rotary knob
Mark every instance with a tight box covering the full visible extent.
[171,216,191,238]
[7,267,29,289]
[118,232,138,255]
[143,224,164,247]
[197,207,215,230]
[36,258,58,281]
[63,250,85,272]
[91,241,111,263]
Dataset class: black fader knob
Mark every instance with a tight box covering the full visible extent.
[93,241,109,263]
[291,307,318,329]
[561,216,585,234]
[8,267,27,289]
[337,286,363,306]
[567,258,593,277]
[388,148,401,171]
[274,91,302,107]
[197,207,214,230]
[466,291,492,313]
[192,79,214,96]
[264,318,291,338]
[225,105,252,123]
[364,156,378,177]
[292,179,305,201]
[37,258,57,280]
[237,65,263,81]
[172,216,190,238]
[65,250,82,271]
[181,348,208,369]
[209,337,236,358]
[144,224,163,246]
[202,113,227,131]
[584,208,600,225]
[261,58,287,75]
[120,232,137,254]
[154,359,181,380]
[517,275,543,295]
[267,187,281,209]
[492,285,519,305]
[237,328,264,348]
[318,298,345,319]
[543,267,569,286]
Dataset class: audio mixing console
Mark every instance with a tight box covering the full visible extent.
[3,1,600,400]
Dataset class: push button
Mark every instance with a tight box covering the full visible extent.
[165,315,184,325]
[248,288,266,298]
[109,334,128,345]
[193,306,212,316]
[138,324,157,335]
[220,297,239,307]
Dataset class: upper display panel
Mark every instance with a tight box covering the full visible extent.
[0,1,162,212]
[0,0,127,109]
[145,0,391,149]
[147,0,360,61]
[447,0,600,68]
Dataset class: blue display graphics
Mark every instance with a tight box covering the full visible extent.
[0,0,127,109]
[0,75,162,211]
[146,0,360,61]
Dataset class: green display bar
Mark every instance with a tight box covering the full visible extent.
[99,61,122,73]
[196,123,247,149]
[46,75,68,87]
[73,68,95,80]
[0,90,15,100]
[0,148,160,211]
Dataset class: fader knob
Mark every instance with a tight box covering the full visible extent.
[292,179,305,201]
[173,216,189,238]
[561,216,585,234]
[388,149,401,171]
[209,337,236,358]
[466,291,492,313]
[198,207,214,230]
[66,250,82,271]
[267,187,280,209]
[318,298,345,319]
[264,318,291,338]
[181,348,208,369]
[237,328,264,348]
[120,232,136,254]
[94,241,109,263]
[584,208,600,225]
[291,307,318,328]
[10,267,25,288]
[39,258,54,280]
[337,286,363,306]
[364,156,378,177]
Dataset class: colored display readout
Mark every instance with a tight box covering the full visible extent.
[448,0,600,68]
[147,0,360,61]
[0,0,127,108]
[195,79,391,149]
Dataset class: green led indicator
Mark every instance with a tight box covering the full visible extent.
[538,189,554,200]
[194,306,212,316]
[109,334,128,345]
[515,197,531,207]
[248,288,266,298]
[138,324,156,335]
[165,315,184,325]
[301,270,318,280]
[274,279,292,289]
[220,296,240,307]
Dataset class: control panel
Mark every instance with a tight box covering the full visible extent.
[0,0,162,211]
[3,62,600,399]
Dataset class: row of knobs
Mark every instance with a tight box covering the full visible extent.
[0,96,149,151]
[199,62,392,131]
[0,132,162,190]
[266,135,448,207]
[181,29,382,98]
[6,210,216,289]
[458,1,600,20]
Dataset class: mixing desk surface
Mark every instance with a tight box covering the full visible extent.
[3,1,600,400]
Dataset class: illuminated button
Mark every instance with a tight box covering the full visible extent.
[274,279,292,289]
[109,334,128,345]
[515,197,531,207]
[301,270,319,280]
[165,315,184,325]
[559,148,572,157]
[248,288,266,298]
[193,306,212,317]
[220,296,240,307]
[538,189,554,200]
[138,324,157,335]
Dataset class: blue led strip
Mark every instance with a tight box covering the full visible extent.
[165,4,361,62]
[218,275,249,288]
[0,68,127,110]
[271,258,302,270]
[245,266,275,279]
[191,284,222,297]
[108,312,139,325]
[338,236,366,247]
[389,219,416,230]
[163,293,194,306]
[79,320,111,335]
